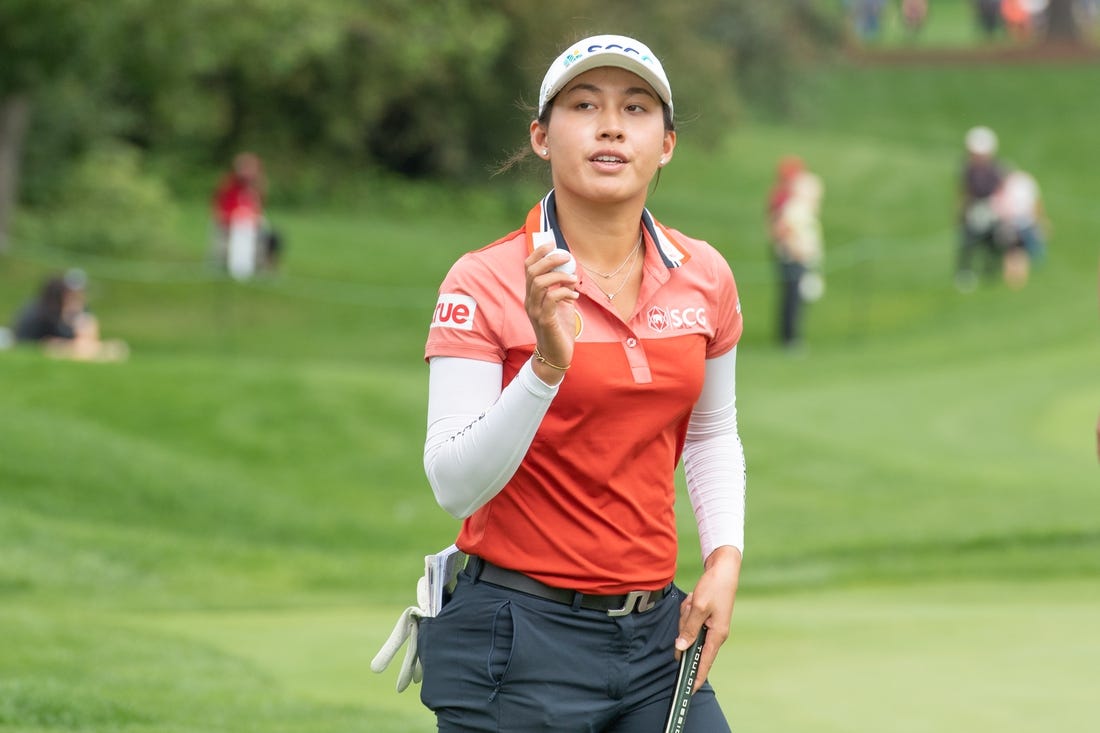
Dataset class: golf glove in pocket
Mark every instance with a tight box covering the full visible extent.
[370,575,429,692]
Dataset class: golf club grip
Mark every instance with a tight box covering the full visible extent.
[663,625,707,733]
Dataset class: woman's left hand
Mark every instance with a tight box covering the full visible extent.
[675,545,742,692]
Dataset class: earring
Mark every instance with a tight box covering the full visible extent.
[542,148,549,156]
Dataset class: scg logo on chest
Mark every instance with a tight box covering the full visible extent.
[647,305,707,333]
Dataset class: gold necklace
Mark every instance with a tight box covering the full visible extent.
[591,240,643,301]
[577,231,643,280]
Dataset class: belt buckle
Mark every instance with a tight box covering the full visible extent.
[606,589,656,617]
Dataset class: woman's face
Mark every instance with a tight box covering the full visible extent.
[531,66,675,207]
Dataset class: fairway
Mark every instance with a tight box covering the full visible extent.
[5,582,1095,732]
[3,50,1100,733]
[725,580,1100,731]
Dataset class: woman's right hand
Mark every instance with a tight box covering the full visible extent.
[524,244,579,384]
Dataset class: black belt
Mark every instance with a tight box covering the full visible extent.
[465,555,671,617]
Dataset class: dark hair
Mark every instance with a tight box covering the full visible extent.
[39,277,70,322]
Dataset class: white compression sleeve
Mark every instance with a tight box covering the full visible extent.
[424,356,558,518]
[683,347,747,557]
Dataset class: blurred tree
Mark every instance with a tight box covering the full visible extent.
[4,0,841,234]
[0,94,29,253]
[317,0,514,178]
[140,0,836,182]
[694,0,841,119]
[452,0,839,167]
[0,0,90,251]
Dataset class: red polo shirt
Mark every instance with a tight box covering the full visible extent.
[425,209,742,594]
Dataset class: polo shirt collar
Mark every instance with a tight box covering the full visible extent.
[524,190,690,269]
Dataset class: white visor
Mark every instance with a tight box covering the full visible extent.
[537,35,673,119]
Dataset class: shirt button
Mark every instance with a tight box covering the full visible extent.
[626,338,638,348]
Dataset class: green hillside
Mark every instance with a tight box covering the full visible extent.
[2,58,1098,732]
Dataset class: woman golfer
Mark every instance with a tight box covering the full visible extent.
[420,34,746,731]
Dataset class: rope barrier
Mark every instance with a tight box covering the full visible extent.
[3,240,436,310]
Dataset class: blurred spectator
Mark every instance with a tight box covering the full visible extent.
[955,126,1005,292]
[993,168,1048,288]
[211,152,282,279]
[975,0,1004,37]
[1022,0,1051,36]
[1001,0,1034,40]
[770,160,825,350]
[767,155,803,316]
[902,0,930,36]
[853,0,888,40]
[767,155,804,232]
[11,270,128,361]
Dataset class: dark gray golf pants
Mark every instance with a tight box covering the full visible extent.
[419,571,731,732]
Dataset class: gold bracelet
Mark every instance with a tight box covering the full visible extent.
[532,347,570,371]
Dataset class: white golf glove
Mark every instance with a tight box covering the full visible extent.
[370,574,430,692]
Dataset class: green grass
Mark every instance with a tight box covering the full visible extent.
[3,58,1100,731]
[725,580,1100,730]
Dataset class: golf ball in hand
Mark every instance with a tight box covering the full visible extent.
[544,250,576,275]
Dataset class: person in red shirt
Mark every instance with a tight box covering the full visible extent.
[767,155,804,229]
[1001,0,1033,41]
[416,35,746,731]
[213,152,263,229]
[211,152,281,276]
